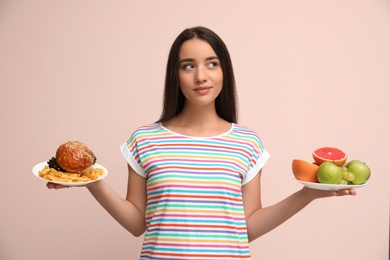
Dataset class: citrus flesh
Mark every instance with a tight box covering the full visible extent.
[312,147,347,167]
[292,159,319,183]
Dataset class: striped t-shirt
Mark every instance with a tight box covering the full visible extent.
[120,123,270,260]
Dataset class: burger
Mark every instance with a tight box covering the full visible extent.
[48,141,96,173]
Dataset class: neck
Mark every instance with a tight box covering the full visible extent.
[179,103,220,125]
[162,104,231,137]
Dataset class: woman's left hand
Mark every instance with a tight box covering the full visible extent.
[301,186,356,200]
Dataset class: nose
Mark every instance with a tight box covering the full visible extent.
[195,66,207,83]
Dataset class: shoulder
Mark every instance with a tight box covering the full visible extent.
[131,123,162,135]
[230,124,267,149]
[231,124,261,138]
[126,123,165,142]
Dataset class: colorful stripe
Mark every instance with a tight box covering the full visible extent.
[121,123,269,259]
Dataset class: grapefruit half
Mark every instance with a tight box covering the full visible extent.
[292,159,319,183]
[312,147,347,167]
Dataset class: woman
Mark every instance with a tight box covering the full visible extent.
[48,26,355,259]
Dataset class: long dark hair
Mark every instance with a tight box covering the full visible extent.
[157,26,238,123]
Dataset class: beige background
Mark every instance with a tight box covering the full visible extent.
[1,1,389,259]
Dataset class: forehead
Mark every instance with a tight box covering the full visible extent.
[179,38,217,59]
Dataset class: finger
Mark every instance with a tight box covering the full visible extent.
[46,182,56,189]
[336,188,356,196]
[46,182,68,189]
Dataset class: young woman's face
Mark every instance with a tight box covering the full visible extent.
[178,38,223,108]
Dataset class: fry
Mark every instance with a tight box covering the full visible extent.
[39,165,104,183]
[40,167,50,175]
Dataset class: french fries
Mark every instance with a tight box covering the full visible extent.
[39,165,104,183]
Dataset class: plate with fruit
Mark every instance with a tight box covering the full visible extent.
[292,147,370,190]
[296,180,367,191]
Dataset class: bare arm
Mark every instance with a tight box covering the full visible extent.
[86,165,147,237]
[242,170,356,242]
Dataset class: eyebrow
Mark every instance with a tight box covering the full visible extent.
[179,56,219,63]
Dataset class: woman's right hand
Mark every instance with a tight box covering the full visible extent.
[46,182,69,189]
[46,180,101,189]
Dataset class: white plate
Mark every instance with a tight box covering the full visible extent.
[32,161,108,186]
[296,179,367,190]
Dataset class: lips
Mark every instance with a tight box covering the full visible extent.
[194,86,211,95]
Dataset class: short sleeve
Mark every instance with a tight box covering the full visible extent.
[242,149,270,185]
[119,138,146,178]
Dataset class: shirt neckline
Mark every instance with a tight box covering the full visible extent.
[159,122,235,139]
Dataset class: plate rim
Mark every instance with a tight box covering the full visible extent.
[32,161,108,186]
[296,178,367,190]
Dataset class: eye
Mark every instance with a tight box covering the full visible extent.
[207,61,219,68]
[182,63,195,70]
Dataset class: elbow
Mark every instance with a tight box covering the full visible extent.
[247,232,256,243]
[247,230,265,243]
[246,218,267,243]
[132,230,145,237]
[129,224,147,237]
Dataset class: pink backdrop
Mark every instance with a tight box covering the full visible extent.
[0,1,389,259]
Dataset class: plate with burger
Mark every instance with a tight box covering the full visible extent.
[32,141,108,186]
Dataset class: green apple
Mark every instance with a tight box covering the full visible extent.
[346,160,371,184]
[317,162,343,184]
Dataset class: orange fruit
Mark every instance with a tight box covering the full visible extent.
[312,147,347,167]
[292,159,319,183]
